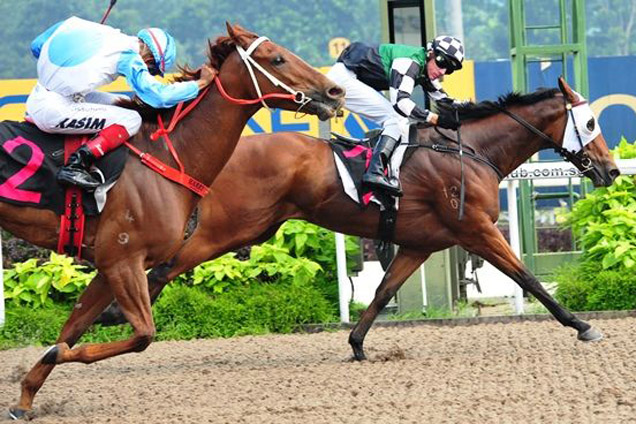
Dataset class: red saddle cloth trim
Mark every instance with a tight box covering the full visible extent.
[57,136,86,259]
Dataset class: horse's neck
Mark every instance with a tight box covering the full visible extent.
[474,104,561,177]
[166,89,258,188]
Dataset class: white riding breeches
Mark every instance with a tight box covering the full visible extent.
[326,62,407,141]
[26,83,142,136]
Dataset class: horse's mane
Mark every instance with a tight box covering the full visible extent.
[438,87,561,121]
[117,26,258,123]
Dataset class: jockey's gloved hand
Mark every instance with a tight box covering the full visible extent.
[436,110,461,130]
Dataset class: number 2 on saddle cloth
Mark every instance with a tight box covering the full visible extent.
[0,120,87,256]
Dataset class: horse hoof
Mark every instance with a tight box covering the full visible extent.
[352,349,367,362]
[578,326,603,342]
[41,344,60,364]
[8,408,29,420]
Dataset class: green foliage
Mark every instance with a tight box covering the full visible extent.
[0,303,70,349]
[554,262,636,311]
[562,140,636,271]
[348,301,368,322]
[615,136,636,159]
[174,242,323,291]
[1,220,346,348]
[3,253,94,308]
[554,137,636,311]
[271,220,360,273]
[154,283,336,340]
[0,282,336,349]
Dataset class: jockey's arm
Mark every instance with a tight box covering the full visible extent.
[117,51,200,109]
[30,21,63,59]
[389,58,435,124]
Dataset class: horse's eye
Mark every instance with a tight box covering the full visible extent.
[271,55,286,66]
[586,118,595,132]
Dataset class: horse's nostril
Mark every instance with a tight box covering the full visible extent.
[328,85,345,99]
[609,168,621,179]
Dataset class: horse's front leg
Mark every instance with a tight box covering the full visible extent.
[349,248,430,361]
[461,220,601,341]
[10,273,115,419]
[45,260,156,365]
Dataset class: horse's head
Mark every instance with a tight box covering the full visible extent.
[214,23,345,120]
[554,77,619,187]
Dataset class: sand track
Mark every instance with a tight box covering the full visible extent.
[1,318,635,423]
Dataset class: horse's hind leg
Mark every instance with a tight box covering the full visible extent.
[461,221,601,341]
[349,248,429,361]
[10,273,115,419]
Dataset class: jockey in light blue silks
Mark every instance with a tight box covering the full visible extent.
[26,16,215,189]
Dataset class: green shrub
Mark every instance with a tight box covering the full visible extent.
[0,281,337,349]
[3,253,94,308]
[553,264,596,311]
[0,303,70,349]
[153,282,336,340]
[554,262,636,311]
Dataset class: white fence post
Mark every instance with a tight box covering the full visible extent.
[335,232,350,323]
[506,180,524,314]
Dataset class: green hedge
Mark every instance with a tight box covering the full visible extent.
[0,282,337,349]
[554,262,636,311]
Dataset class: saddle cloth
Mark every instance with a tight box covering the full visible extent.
[330,124,415,207]
[0,120,127,215]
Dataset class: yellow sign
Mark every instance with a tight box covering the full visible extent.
[440,59,475,102]
[328,37,351,60]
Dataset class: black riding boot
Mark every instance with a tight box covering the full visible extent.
[362,134,402,197]
[56,145,101,190]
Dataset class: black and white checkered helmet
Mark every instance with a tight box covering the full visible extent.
[431,35,464,70]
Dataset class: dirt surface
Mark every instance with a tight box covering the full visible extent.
[1,318,636,423]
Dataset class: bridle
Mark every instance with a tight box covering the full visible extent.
[235,36,311,111]
[497,97,595,175]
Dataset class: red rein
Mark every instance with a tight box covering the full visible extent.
[125,76,298,197]
[213,77,297,104]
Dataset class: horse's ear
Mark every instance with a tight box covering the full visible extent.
[226,21,236,39]
[558,76,578,103]
[226,22,257,49]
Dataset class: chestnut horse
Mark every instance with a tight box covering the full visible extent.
[7,23,344,418]
[99,78,619,364]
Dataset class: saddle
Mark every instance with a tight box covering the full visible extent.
[0,120,128,256]
[329,125,417,243]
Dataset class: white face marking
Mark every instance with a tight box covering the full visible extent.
[118,233,130,245]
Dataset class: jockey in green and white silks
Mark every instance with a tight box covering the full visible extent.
[26,16,215,190]
[327,36,465,197]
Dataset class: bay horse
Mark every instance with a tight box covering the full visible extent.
[99,77,618,363]
[6,23,344,418]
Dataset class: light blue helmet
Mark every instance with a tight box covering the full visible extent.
[137,28,176,76]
